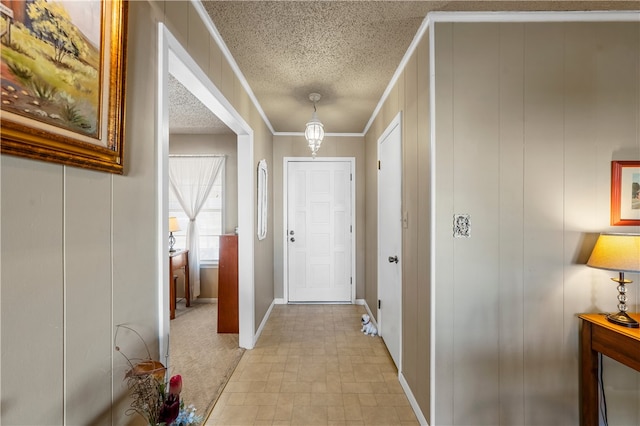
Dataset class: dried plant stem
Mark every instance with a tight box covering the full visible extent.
[125,373,165,425]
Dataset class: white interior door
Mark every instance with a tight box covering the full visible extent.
[378,116,402,370]
[287,160,353,302]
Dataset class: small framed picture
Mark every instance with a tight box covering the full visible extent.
[611,160,640,226]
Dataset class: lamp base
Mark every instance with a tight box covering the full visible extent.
[169,232,176,253]
[606,311,639,328]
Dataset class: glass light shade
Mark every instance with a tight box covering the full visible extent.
[587,233,640,273]
[305,111,324,157]
[168,216,181,233]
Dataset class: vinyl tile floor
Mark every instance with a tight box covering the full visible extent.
[205,304,419,426]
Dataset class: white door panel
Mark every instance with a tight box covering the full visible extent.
[378,116,402,370]
[287,160,353,302]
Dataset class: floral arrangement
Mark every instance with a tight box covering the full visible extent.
[115,325,203,426]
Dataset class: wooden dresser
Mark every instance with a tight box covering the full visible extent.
[218,234,238,333]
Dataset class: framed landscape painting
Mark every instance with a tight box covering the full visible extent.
[611,160,640,226]
[0,0,128,174]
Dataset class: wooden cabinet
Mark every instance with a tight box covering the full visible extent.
[218,235,238,333]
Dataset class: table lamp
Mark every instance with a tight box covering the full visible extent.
[168,217,181,252]
[587,233,640,328]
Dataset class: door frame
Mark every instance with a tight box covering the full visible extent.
[377,112,403,370]
[157,24,255,354]
[282,157,356,304]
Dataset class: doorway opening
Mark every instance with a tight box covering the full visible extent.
[157,22,256,360]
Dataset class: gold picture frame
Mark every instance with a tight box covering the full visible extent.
[0,0,128,174]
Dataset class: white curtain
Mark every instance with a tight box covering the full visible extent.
[169,156,225,298]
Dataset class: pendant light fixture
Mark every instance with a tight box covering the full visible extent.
[304,93,324,158]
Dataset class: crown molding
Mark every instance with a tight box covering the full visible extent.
[428,10,640,23]
[190,4,639,139]
[191,0,275,135]
[274,132,365,138]
[363,10,640,136]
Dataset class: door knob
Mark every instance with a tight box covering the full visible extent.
[388,255,398,264]
[290,237,295,242]
[289,230,295,235]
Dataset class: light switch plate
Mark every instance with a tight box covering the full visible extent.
[453,214,470,238]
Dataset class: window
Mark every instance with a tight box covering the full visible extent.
[169,155,225,263]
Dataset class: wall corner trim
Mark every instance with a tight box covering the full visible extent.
[254,300,277,347]
[399,373,430,426]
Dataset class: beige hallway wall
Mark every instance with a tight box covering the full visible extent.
[433,21,640,425]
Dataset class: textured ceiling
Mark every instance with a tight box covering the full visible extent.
[202,1,440,134]
[168,74,232,134]
[170,1,640,136]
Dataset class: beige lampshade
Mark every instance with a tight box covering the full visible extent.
[587,233,640,273]
[168,217,181,233]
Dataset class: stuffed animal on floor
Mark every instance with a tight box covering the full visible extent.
[360,314,378,336]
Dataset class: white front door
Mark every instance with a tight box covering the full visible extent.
[377,115,402,370]
[286,160,353,302]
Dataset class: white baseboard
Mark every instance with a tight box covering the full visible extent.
[193,297,217,304]
[359,300,424,424]
[277,298,369,306]
[399,373,429,426]
[356,299,378,328]
[253,299,276,347]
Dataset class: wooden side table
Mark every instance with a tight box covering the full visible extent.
[578,313,640,425]
[169,249,190,320]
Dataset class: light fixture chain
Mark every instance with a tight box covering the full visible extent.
[304,92,324,158]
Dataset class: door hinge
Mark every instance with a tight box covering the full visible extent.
[350,277,353,285]
[350,173,353,181]
[378,299,381,309]
[350,225,352,233]
[378,160,381,170]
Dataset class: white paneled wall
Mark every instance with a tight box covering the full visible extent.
[497,22,527,424]
[65,167,113,424]
[1,158,65,423]
[434,21,640,425]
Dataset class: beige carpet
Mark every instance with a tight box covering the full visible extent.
[169,300,245,421]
